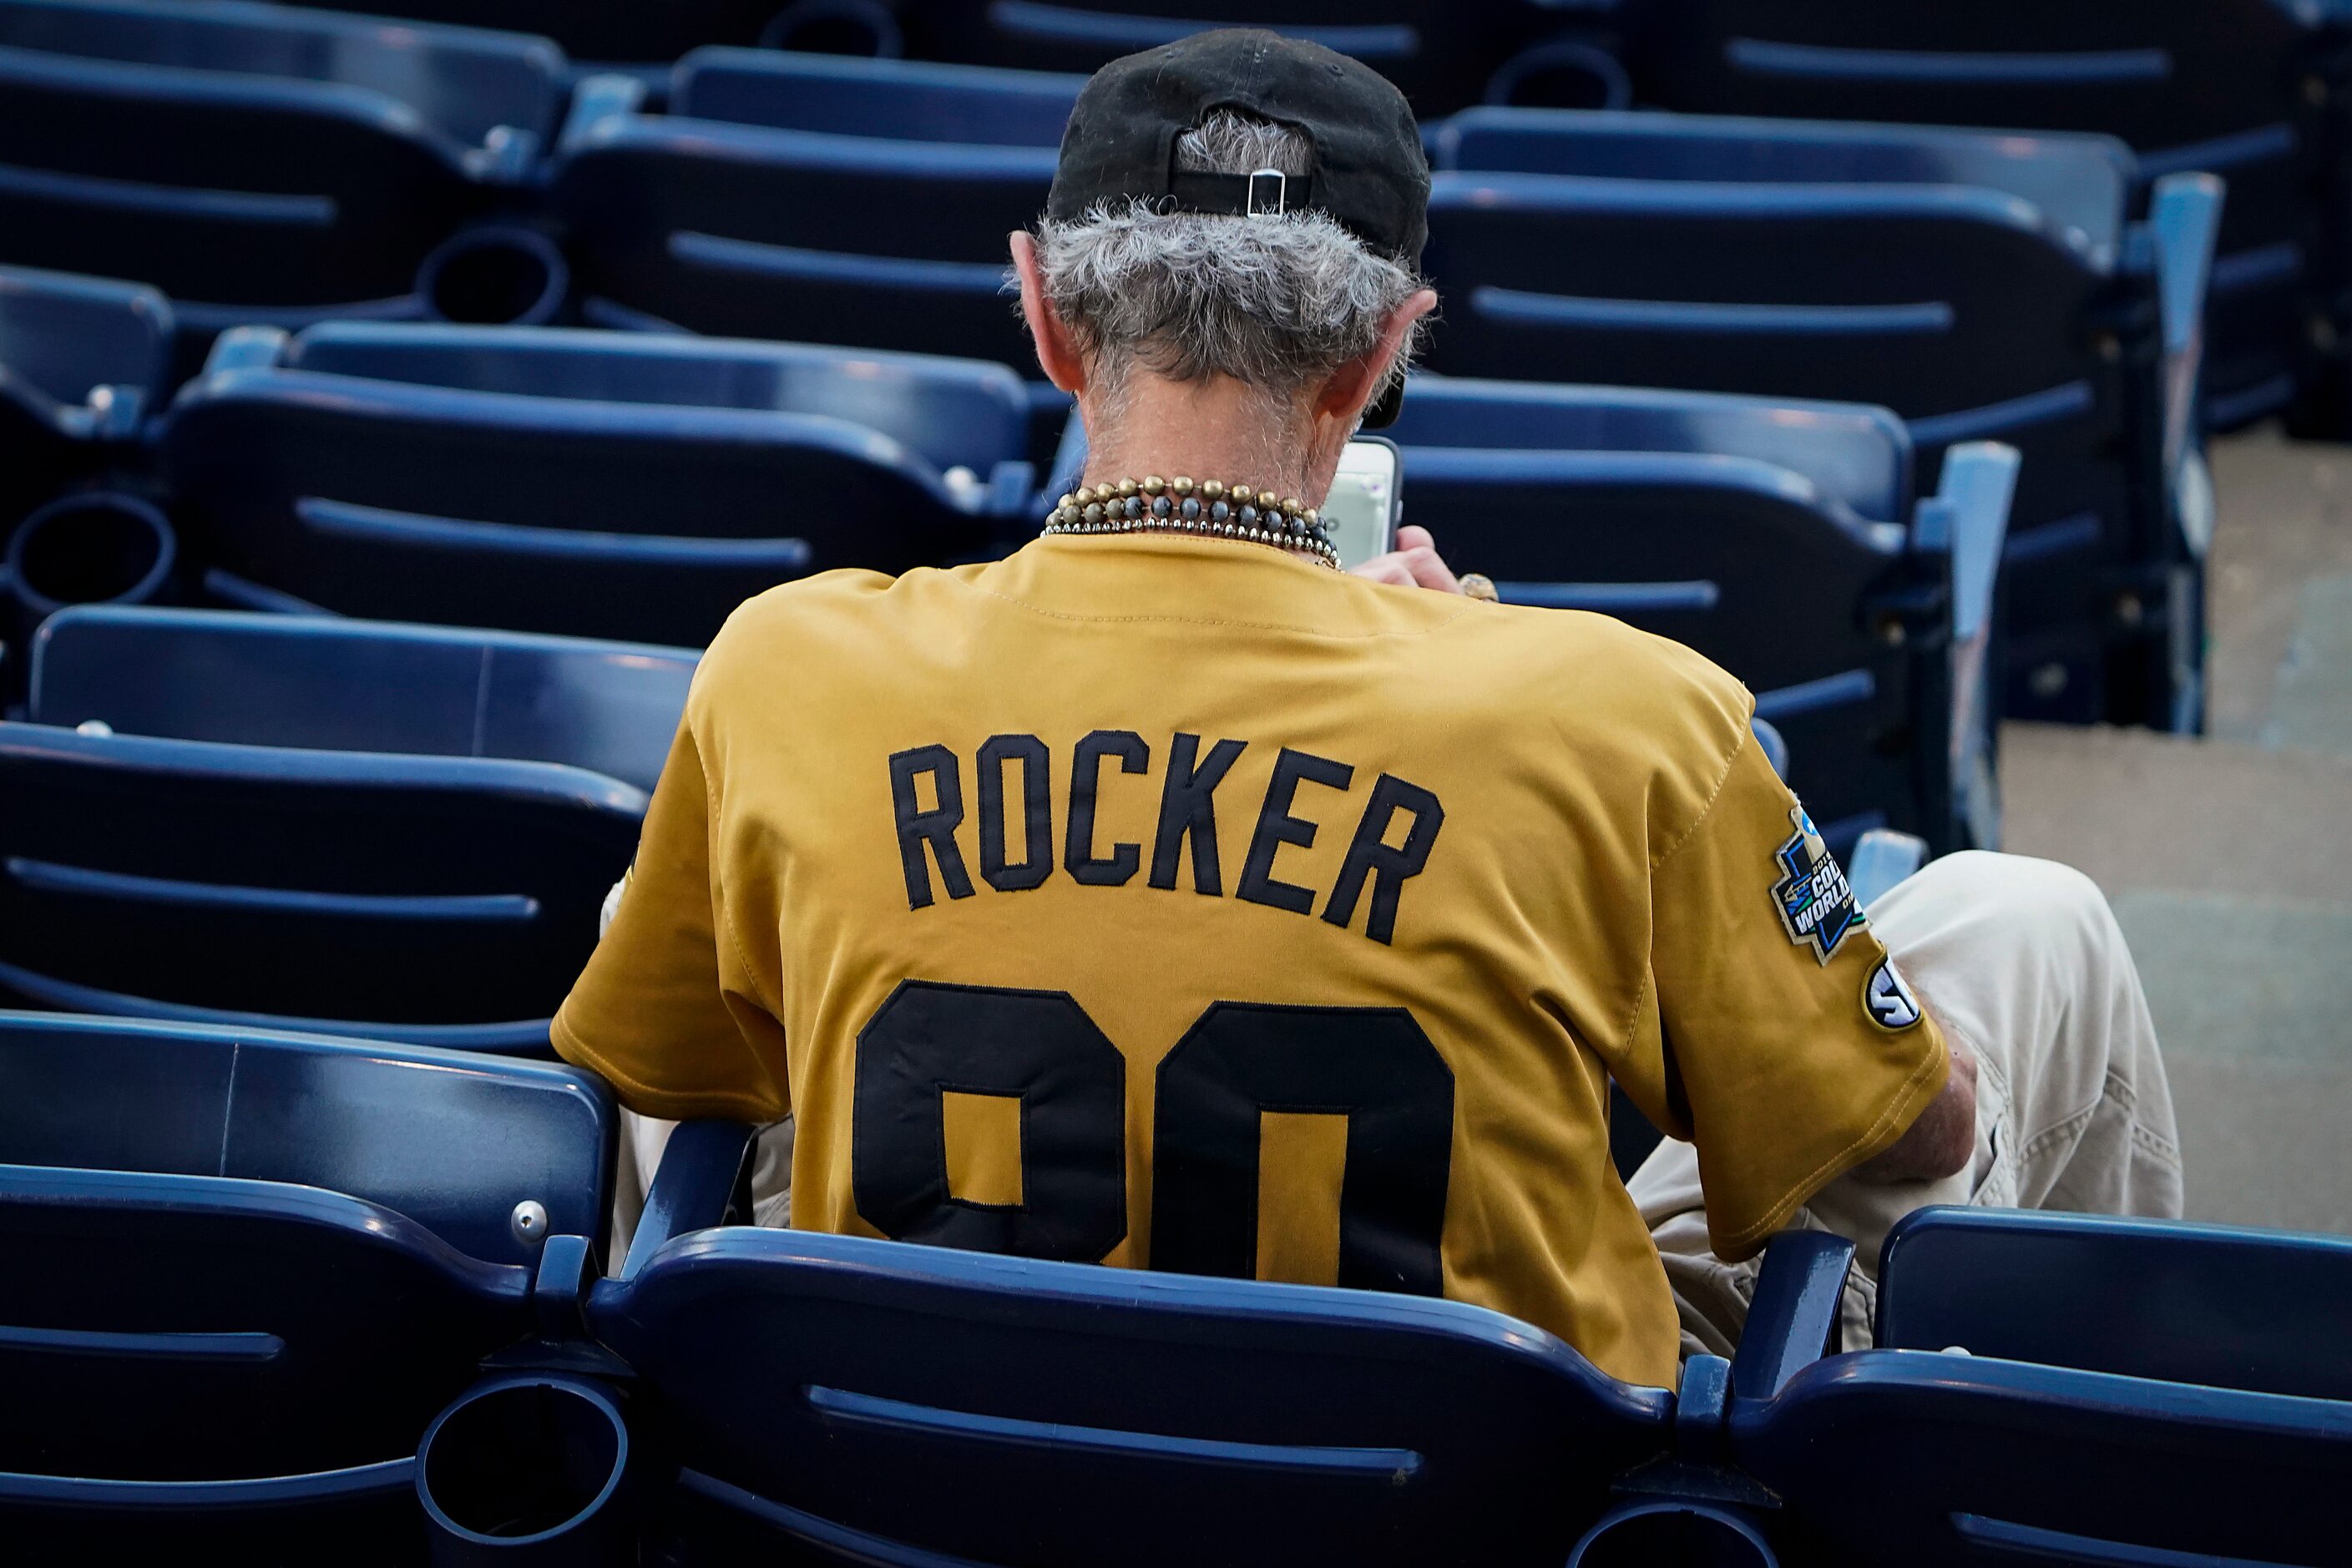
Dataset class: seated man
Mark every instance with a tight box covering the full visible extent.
[556,29,2180,1388]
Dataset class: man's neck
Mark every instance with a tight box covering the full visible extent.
[1079,376,1323,504]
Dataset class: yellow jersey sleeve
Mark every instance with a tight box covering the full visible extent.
[1618,724,1950,1262]
[551,714,792,1123]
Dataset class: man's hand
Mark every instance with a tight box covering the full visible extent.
[1351,524,1462,594]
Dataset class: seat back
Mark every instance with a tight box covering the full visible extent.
[31,606,695,792]
[554,89,1057,368]
[198,0,783,64]
[895,0,1540,115]
[1437,108,2133,267]
[1423,146,2121,425]
[589,1227,1669,1566]
[1419,124,2165,725]
[0,2,518,311]
[159,331,994,644]
[1614,0,2334,428]
[0,1165,530,1480]
[675,48,1083,148]
[1732,1350,2352,1567]
[1388,375,1914,519]
[1388,381,1921,851]
[0,262,174,417]
[0,0,567,149]
[0,265,171,523]
[0,1010,613,1267]
[276,321,1034,477]
[0,722,642,1045]
[1875,1206,2352,1401]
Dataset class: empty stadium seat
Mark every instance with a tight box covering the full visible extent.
[1386,380,2014,857]
[231,0,847,70]
[0,722,641,1050]
[0,0,569,356]
[677,46,1084,146]
[156,322,1031,644]
[0,1011,615,1553]
[1726,1216,2352,1565]
[0,263,170,443]
[579,1227,1677,1565]
[895,0,1547,117]
[28,606,696,792]
[0,265,168,538]
[1427,109,2222,731]
[552,62,1063,371]
[1611,0,2352,433]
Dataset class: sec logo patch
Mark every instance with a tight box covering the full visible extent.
[1864,959,1923,1032]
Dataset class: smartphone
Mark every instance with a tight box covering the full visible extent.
[1323,436,1403,571]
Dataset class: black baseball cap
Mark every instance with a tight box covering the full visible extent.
[1047,28,1431,268]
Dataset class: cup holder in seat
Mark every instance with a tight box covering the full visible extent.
[417,1374,631,1565]
[417,228,569,326]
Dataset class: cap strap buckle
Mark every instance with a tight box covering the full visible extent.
[1245,167,1287,217]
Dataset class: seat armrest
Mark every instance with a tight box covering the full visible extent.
[986,458,1038,517]
[1748,716,1788,781]
[1924,441,2017,850]
[200,325,292,378]
[620,1118,757,1281]
[2147,172,2224,559]
[1849,828,1926,910]
[1730,1230,1856,1401]
[560,73,650,155]
[1933,443,2016,651]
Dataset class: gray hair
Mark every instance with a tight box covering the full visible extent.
[1030,112,1427,420]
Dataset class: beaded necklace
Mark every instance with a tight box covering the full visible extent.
[1042,474,1339,569]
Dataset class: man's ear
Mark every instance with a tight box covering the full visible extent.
[1012,231,1085,394]
[1313,287,1437,427]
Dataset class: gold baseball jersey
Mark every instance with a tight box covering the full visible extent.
[554,534,1947,1390]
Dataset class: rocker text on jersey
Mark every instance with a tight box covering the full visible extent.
[888,732,1445,944]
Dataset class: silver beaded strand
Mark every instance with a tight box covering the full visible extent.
[1041,474,1340,569]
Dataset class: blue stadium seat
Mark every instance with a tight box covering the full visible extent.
[552,64,1061,371]
[1428,108,2221,732]
[1873,1207,2352,1399]
[1387,381,2014,857]
[156,322,1032,644]
[676,47,1084,147]
[1609,0,2352,433]
[894,0,1548,117]
[0,264,170,534]
[582,1226,1676,1565]
[0,263,170,440]
[0,1011,615,1555]
[1726,1216,2352,1566]
[0,721,642,1050]
[198,0,824,70]
[0,0,568,352]
[28,606,696,793]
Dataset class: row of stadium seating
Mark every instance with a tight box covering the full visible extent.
[8,0,2339,425]
[8,1011,2345,1565]
[0,0,2244,726]
[5,6,2349,1562]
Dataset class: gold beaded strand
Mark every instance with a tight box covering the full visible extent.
[1042,475,1338,569]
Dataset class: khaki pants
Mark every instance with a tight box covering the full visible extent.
[1631,850,2185,1358]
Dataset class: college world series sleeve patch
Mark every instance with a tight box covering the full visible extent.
[1771,806,1862,964]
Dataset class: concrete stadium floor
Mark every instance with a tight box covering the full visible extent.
[2002,427,2352,1236]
